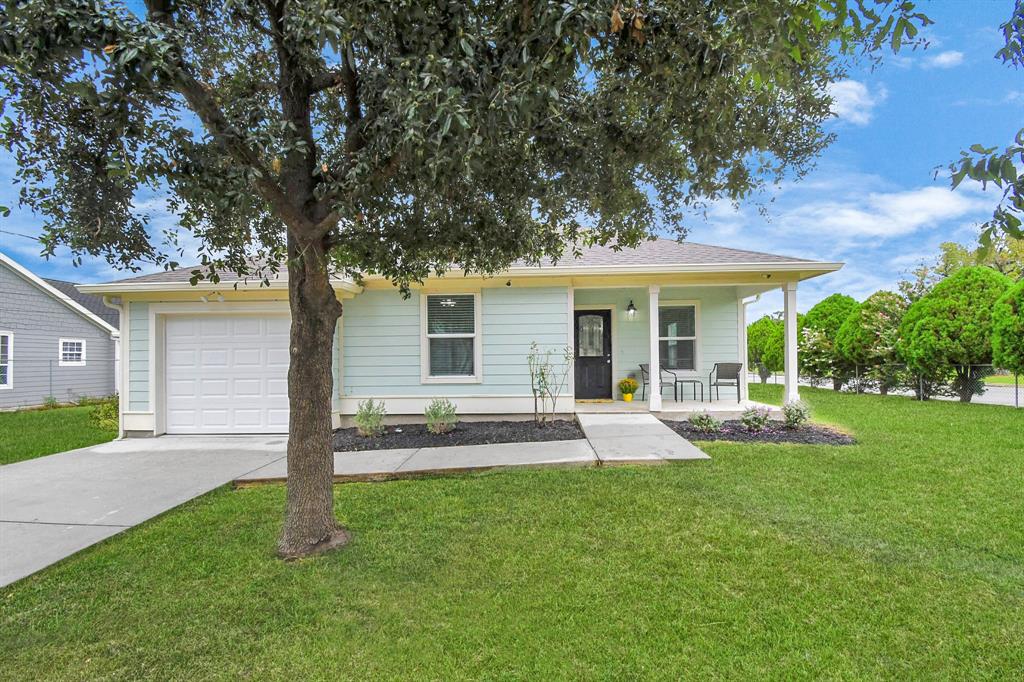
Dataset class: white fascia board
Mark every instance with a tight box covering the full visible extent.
[77,278,363,295]
[0,253,119,335]
[79,260,843,293]
[360,260,845,279]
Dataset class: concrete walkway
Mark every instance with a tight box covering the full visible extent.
[239,414,708,483]
[237,439,600,482]
[3,417,706,586]
[0,437,285,587]
[576,413,710,462]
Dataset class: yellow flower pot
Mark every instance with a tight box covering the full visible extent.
[623,393,634,402]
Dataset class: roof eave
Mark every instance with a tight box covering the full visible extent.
[0,253,119,335]
[77,278,364,295]
[360,260,845,279]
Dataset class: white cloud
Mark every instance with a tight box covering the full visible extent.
[923,50,964,69]
[780,186,990,239]
[826,80,887,126]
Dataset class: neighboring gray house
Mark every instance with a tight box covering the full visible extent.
[0,252,120,409]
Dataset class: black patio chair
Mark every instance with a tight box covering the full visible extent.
[709,362,743,402]
[639,363,678,401]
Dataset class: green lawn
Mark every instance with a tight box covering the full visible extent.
[985,373,1020,385]
[1,388,1022,678]
[0,405,117,466]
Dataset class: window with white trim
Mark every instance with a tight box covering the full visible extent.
[658,304,697,371]
[0,332,11,389]
[423,294,479,381]
[59,338,86,367]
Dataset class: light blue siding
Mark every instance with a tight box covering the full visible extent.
[573,287,649,386]
[574,286,740,397]
[127,302,149,411]
[342,287,569,396]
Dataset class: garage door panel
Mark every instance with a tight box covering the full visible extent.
[165,315,291,434]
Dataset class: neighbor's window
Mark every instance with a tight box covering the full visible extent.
[0,332,11,389]
[658,305,697,371]
[59,338,86,367]
[424,294,478,380]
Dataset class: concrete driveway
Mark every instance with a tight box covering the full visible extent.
[0,437,285,587]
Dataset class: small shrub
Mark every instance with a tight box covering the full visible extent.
[42,396,59,410]
[354,399,386,437]
[425,398,458,434]
[782,400,810,429]
[90,395,119,431]
[688,411,722,434]
[617,376,639,396]
[740,406,772,432]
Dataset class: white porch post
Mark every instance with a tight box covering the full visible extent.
[648,285,661,411]
[783,281,800,403]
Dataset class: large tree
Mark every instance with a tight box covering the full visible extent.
[899,266,1012,402]
[950,0,1024,244]
[0,0,926,557]
[898,236,1024,302]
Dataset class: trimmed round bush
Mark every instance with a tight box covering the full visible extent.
[747,315,784,383]
[992,278,1024,376]
[899,266,1013,402]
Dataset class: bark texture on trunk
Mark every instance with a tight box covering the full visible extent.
[277,238,347,558]
[832,377,844,392]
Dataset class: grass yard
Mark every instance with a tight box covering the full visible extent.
[985,373,1020,385]
[0,404,117,466]
[1,388,1023,679]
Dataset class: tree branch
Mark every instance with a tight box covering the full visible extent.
[143,0,310,231]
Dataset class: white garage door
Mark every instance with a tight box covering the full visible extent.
[165,315,290,434]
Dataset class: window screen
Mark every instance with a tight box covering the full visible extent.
[426,295,476,376]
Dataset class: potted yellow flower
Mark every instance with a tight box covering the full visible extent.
[618,377,639,402]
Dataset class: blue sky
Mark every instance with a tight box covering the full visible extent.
[1,1,1021,320]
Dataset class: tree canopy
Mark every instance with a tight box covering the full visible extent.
[950,0,1024,243]
[802,293,858,337]
[899,266,1012,401]
[0,0,930,557]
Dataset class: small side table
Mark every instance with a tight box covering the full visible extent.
[676,379,704,402]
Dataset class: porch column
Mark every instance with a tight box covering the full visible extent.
[783,281,800,403]
[648,285,661,410]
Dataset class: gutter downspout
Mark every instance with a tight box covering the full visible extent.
[102,295,124,438]
[739,294,761,401]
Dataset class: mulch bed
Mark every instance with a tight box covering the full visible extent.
[332,419,585,452]
[661,419,856,445]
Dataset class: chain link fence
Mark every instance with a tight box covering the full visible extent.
[750,364,1021,408]
[0,359,117,410]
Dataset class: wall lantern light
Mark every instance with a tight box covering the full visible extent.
[625,300,638,321]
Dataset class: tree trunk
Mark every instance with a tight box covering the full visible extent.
[757,363,771,384]
[879,385,888,396]
[277,239,347,559]
[832,377,843,391]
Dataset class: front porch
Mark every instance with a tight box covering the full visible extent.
[574,398,781,420]
[570,280,801,411]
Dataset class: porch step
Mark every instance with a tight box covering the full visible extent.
[575,413,710,463]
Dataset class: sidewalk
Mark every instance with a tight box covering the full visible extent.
[237,414,709,483]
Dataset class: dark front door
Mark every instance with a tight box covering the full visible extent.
[575,309,612,399]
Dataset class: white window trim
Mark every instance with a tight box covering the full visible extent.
[0,331,12,389]
[58,338,87,367]
[420,292,483,384]
[658,300,701,375]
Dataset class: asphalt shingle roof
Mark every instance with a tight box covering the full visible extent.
[45,278,120,326]
[97,239,817,286]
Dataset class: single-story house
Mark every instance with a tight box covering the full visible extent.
[78,239,840,436]
[0,252,120,409]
